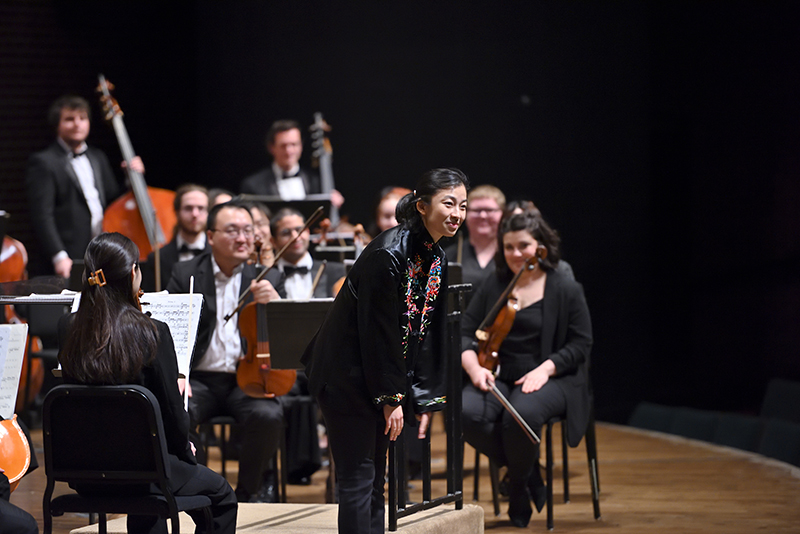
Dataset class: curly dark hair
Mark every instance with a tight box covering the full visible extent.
[495,212,562,278]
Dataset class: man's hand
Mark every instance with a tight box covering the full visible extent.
[54,256,73,279]
[251,279,280,304]
[121,156,145,174]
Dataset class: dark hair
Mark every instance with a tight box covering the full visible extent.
[395,168,470,232]
[48,95,91,129]
[504,199,541,219]
[266,119,301,146]
[244,201,272,221]
[207,199,253,233]
[495,212,562,277]
[60,233,158,384]
[173,183,209,214]
[208,188,234,206]
[269,207,305,237]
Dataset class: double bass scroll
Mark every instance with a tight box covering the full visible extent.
[97,75,176,276]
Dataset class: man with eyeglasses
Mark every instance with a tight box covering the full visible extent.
[141,184,210,291]
[270,207,346,300]
[166,199,286,503]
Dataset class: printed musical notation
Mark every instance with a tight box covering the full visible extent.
[140,293,204,379]
[0,324,29,420]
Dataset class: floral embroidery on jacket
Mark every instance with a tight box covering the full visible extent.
[374,393,405,405]
[401,246,442,357]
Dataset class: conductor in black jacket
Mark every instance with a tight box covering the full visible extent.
[25,95,144,278]
[302,169,469,533]
[166,200,286,503]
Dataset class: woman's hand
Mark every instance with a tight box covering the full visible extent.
[416,413,431,439]
[383,404,404,441]
[515,359,556,394]
[462,349,495,391]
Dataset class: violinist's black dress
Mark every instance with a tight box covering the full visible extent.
[302,224,449,534]
[461,269,592,502]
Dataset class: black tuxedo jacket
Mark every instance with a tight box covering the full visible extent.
[239,166,321,196]
[282,259,346,299]
[25,142,121,263]
[140,238,212,292]
[165,252,285,368]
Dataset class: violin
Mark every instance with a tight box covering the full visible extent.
[475,247,547,371]
[0,415,31,492]
[0,226,45,412]
[97,75,177,281]
[237,301,296,398]
[228,207,325,398]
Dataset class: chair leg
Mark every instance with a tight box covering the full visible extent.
[561,421,570,503]
[203,505,214,534]
[219,423,227,480]
[585,416,601,520]
[279,427,288,503]
[488,458,501,517]
[99,514,108,534]
[546,421,554,531]
[472,448,480,502]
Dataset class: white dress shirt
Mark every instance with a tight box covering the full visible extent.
[272,162,306,200]
[195,256,243,373]
[277,252,314,300]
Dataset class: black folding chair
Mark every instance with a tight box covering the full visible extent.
[42,384,213,534]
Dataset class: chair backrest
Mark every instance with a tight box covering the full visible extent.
[760,378,800,424]
[43,384,171,486]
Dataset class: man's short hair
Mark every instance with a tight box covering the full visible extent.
[269,207,305,237]
[207,199,253,233]
[48,95,91,129]
[173,184,209,213]
[468,185,506,211]
[266,119,301,147]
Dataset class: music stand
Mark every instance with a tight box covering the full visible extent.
[266,298,334,370]
[236,194,332,223]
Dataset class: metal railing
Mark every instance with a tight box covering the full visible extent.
[387,283,471,531]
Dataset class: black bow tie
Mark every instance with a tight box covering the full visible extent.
[179,245,203,257]
[282,171,300,179]
[72,148,88,158]
[283,265,309,276]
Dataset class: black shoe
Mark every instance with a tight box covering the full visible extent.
[507,482,532,528]
[498,472,510,497]
[527,470,547,513]
[255,471,278,503]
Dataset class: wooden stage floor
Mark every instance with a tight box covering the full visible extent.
[12,420,800,533]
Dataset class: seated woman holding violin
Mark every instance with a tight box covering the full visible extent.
[461,212,593,528]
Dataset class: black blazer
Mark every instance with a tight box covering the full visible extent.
[58,316,198,488]
[25,142,120,263]
[239,166,321,197]
[462,270,593,447]
[165,252,285,368]
[302,225,449,425]
[140,239,212,292]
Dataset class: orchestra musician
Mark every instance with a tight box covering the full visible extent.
[239,119,344,209]
[140,184,210,291]
[302,168,469,534]
[57,232,237,534]
[165,200,285,503]
[271,207,346,299]
[460,212,592,528]
[25,95,144,278]
[367,186,412,238]
[246,201,274,268]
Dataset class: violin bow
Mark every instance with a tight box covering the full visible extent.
[490,384,541,444]
[223,205,325,323]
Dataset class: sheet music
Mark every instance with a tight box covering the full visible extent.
[0,323,29,420]
[71,292,202,382]
[140,293,203,382]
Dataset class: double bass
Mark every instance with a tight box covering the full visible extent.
[97,75,176,289]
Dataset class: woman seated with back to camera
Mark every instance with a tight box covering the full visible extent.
[58,232,237,534]
[461,212,592,528]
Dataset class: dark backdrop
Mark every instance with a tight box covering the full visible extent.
[1,1,798,422]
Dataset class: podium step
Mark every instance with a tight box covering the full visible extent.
[70,503,485,534]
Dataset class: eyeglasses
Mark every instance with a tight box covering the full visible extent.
[277,226,306,238]
[212,226,254,238]
[467,208,502,216]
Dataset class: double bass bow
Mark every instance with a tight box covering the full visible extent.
[230,206,325,398]
[97,75,176,290]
